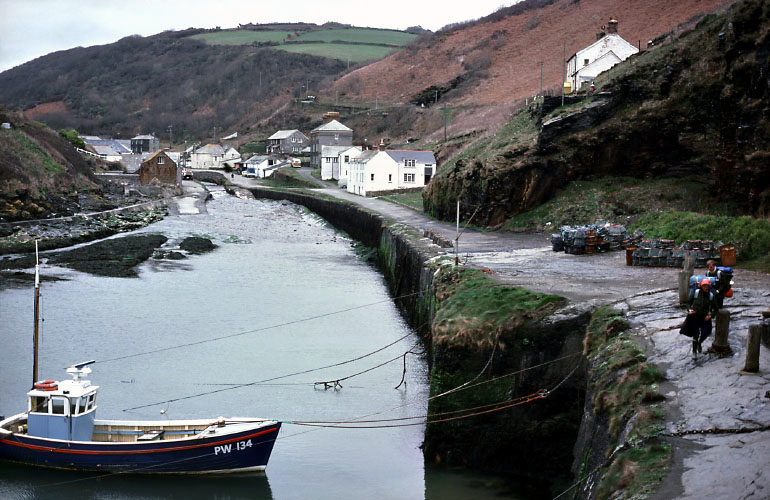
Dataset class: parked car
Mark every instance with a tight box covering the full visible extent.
[182,168,193,180]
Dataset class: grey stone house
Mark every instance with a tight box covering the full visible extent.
[266,129,309,154]
[131,134,160,154]
[309,113,353,169]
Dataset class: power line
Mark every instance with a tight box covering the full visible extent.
[122,328,424,412]
[101,290,422,366]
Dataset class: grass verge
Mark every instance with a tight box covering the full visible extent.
[431,266,564,348]
[379,191,424,211]
[584,306,671,500]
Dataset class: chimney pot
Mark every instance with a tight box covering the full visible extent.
[607,19,618,34]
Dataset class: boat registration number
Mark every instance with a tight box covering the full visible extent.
[214,439,252,455]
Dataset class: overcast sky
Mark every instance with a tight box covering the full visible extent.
[0,0,512,73]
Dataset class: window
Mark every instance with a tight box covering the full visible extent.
[51,397,67,415]
[404,159,416,167]
[370,173,375,181]
[583,58,589,66]
[334,134,339,141]
[388,174,392,183]
[344,155,349,162]
[30,396,48,413]
[404,173,415,183]
[158,156,164,165]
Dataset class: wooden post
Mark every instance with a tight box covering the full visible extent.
[684,253,696,272]
[744,325,762,372]
[709,309,733,356]
[678,270,692,305]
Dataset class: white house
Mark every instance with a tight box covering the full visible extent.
[337,146,362,188]
[243,155,288,178]
[190,144,225,169]
[221,146,241,169]
[566,19,638,93]
[320,145,352,181]
[347,149,436,196]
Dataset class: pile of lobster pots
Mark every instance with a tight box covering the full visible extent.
[631,239,723,267]
[551,223,640,255]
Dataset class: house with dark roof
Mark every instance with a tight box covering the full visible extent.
[131,134,160,154]
[267,129,309,154]
[346,147,436,196]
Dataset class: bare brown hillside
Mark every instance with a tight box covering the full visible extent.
[329,0,734,107]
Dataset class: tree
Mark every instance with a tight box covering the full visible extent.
[59,129,85,149]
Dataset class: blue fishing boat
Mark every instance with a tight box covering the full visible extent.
[0,244,280,473]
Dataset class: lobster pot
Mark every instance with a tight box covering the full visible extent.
[669,248,685,268]
[720,244,736,266]
[585,245,596,254]
[551,234,564,252]
[633,247,647,266]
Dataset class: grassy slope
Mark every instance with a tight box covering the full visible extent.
[276,43,396,62]
[293,28,417,45]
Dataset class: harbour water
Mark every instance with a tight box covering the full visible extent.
[0,188,519,499]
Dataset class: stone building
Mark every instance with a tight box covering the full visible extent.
[139,150,180,185]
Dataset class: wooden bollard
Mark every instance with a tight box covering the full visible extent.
[744,324,762,372]
[709,309,733,356]
[684,253,696,272]
[678,270,693,305]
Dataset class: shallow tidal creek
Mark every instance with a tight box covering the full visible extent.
[0,189,520,500]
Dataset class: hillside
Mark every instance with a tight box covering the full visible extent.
[423,0,770,232]
[0,27,348,141]
[326,0,734,109]
[0,110,102,221]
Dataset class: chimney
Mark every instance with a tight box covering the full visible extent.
[607,19,618,35]
[596,25,606,41]
[378,139,386,151]
[322,111,340,124]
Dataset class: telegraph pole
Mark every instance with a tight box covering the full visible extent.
[443,104,448,142]
[561,41,566,106]
[540,61,544,100]
[167,125,173,148]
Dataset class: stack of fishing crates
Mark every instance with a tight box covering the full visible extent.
[632,239,722,267]
[555,223,632,255]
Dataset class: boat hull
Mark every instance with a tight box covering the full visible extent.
[0,419,280,474]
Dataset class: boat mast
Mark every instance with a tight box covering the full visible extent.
[33,240,40,386]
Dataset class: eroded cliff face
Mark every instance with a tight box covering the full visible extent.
[424,0,770,226]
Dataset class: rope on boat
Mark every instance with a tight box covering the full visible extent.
[285,357,581,429]
[122,326,432,412]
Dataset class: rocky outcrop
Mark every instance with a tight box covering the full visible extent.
[425,0,770,226]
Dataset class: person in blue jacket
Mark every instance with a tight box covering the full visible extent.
[688,278,717,358]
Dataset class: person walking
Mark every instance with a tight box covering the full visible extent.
[688,278,717,359]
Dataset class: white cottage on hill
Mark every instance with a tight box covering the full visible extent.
[567,19,638,92]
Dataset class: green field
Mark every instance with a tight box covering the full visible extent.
[187,26,415,62]
[276,43,397,62]
[190,30,292,45]
[293,28,417,46]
